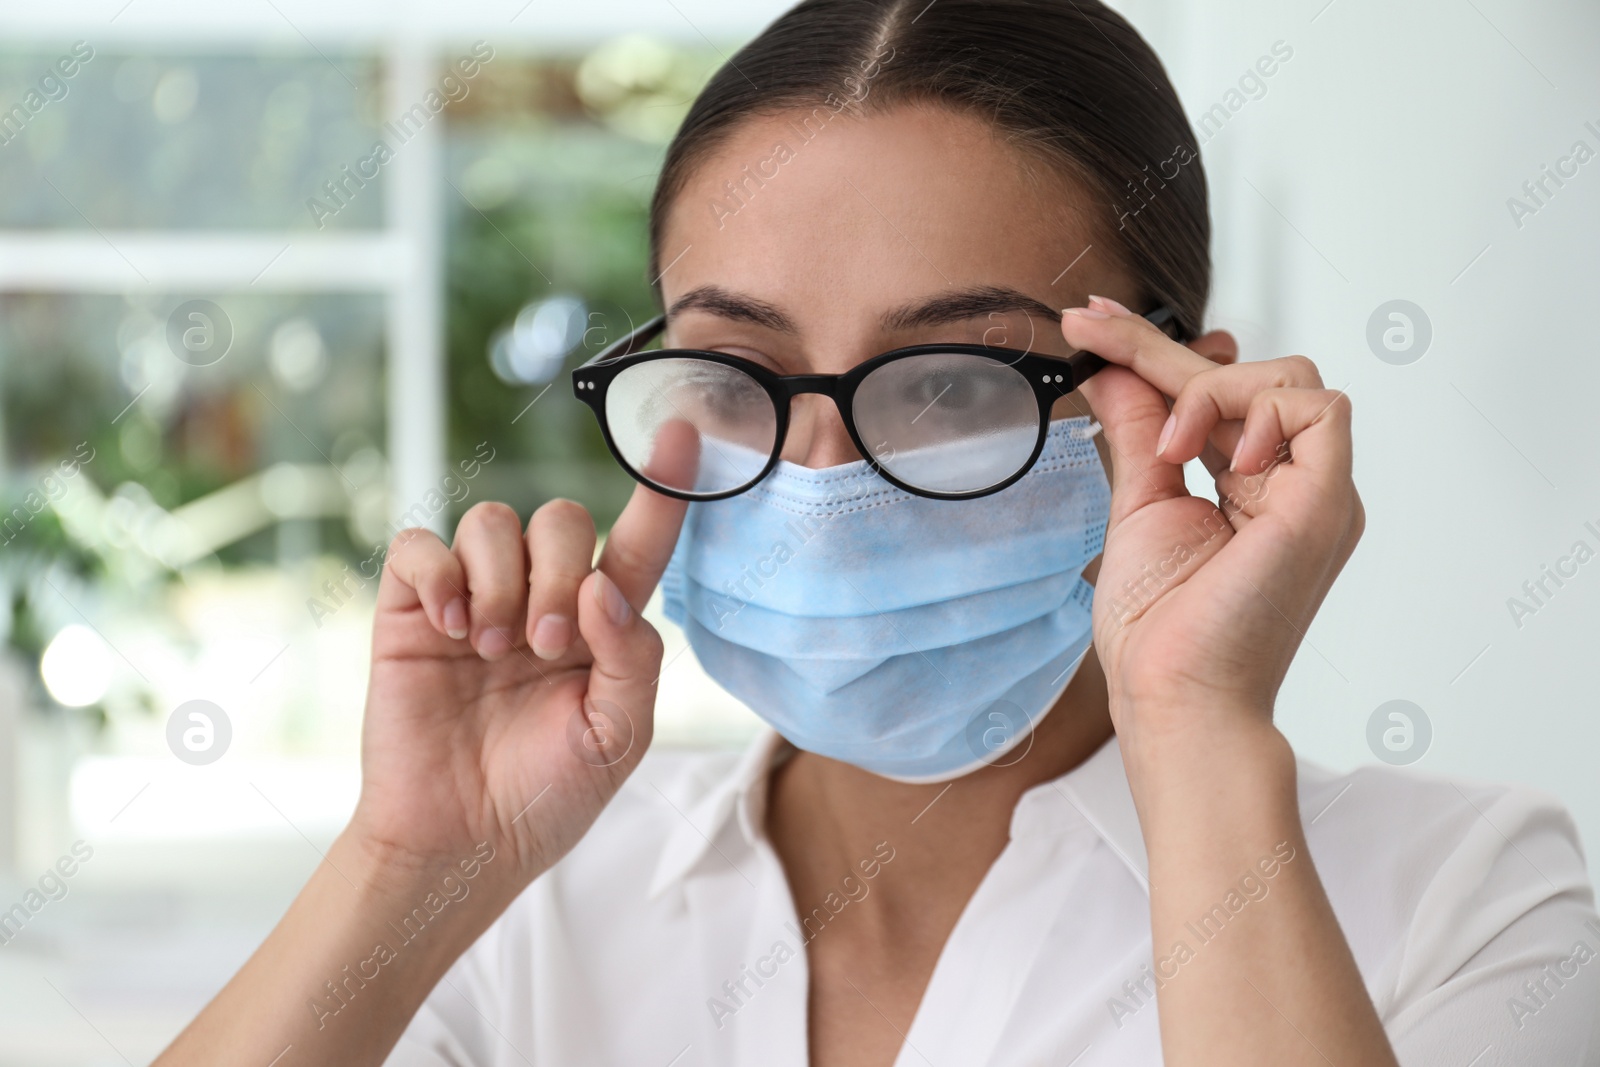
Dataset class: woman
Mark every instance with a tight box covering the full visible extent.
[159,1,1599,1064]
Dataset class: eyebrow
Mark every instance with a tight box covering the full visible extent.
[666,284,1063,334]
[667,286,797,333]
[882,286,1064,331]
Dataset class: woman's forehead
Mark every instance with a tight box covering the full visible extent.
[658,104,1124,321]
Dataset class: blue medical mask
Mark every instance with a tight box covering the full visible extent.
[660,416,1109,782]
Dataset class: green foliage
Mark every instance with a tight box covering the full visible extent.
[444,123,668,529]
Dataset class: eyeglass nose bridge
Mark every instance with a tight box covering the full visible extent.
[766,373,875,464]
[772,373,859,421]
[778,374,849,399]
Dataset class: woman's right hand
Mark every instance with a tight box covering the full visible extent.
[346,481,688,903]
[152,482,690,1067]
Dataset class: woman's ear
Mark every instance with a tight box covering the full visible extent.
[1187,328,1239,367]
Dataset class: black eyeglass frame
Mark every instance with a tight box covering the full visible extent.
[572,305,1182,502]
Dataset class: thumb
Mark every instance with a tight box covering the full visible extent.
[594,418,698,610]
[570,568,663,771]
[1077,363,1188,526]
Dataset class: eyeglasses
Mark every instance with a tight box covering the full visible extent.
[572,306,1181,501]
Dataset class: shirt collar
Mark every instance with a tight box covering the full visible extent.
[647,728,1150,899]
[1018,732,1150,891]
[647,727,793,899]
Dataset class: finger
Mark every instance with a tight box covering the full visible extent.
[1213,462,1280,523]
[1195,440,1259,529]
[573,568,665,772]
[1232,387,1353,481]
[1076,364,1187,526]
[1197,439,1233,481]
[642,416,702,495]
[1162,356,1325,463]
[378,527,470,640]
[525,499,597,661]
[595,479,690,612]
[1061,305,1219,401]
[451,502,530,661]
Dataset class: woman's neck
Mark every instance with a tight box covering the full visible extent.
[765,648,1116,949]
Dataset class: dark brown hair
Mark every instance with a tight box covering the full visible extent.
[646,0,1209,340]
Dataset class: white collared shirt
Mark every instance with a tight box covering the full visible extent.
[385,731,1600,1066]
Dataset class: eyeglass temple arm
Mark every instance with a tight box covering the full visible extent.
[575,314,668,369]
[1062,305,1182,386]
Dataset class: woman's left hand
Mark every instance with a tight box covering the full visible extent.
[1064,297,1397,1067]
[1062,297,1364,757]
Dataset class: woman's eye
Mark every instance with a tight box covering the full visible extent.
[707,386,754,415]
[904,373,991,411]
[693,376,767,420]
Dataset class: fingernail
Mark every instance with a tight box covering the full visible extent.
[1064,306,1111,320]
[477,627,512,660]
[1156,414,1176,456]
[1229,440,1243,473]
[531,614,573,660]
[594,571,631,626]
[1088,294,1133,316]
[444,598,469,640]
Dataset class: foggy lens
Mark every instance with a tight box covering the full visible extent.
[606,357,778,496]
[853,353,1039,494]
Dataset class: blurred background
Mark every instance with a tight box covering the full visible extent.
[0,0,1594,1062]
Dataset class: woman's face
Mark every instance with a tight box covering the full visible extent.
[656,102,1141,472]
